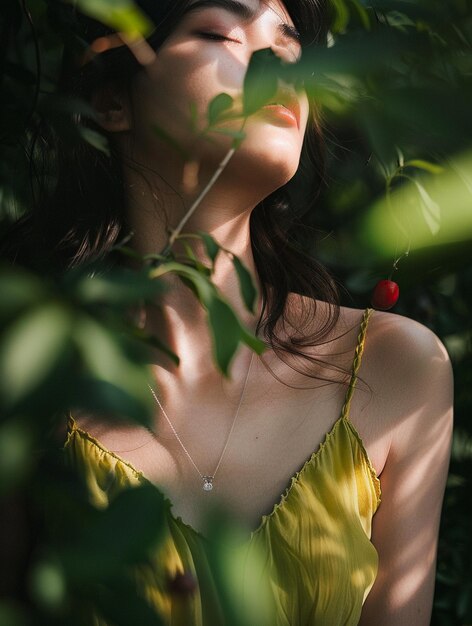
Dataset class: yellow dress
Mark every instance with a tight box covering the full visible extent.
[63,308,381,626]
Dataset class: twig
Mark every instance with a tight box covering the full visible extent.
[163,146,237,255]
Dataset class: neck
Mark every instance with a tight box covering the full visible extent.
[123,163,266,385]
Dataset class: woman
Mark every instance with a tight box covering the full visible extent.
[6,0,453,624]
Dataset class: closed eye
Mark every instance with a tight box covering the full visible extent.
[197,32,232,41]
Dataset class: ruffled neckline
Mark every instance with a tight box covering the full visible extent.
[65,413,381,542]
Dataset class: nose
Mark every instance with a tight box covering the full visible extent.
[270,37,301,65]
[249,9,301,65]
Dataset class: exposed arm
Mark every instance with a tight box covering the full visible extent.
[359,316,454,626]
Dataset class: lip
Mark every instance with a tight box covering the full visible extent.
[260,104,299,128]
[260,88,301,129]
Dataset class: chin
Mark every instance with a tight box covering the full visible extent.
[233,136,302,187]
[197,124,303,190]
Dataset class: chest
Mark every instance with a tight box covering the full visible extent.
[73,368,389,535]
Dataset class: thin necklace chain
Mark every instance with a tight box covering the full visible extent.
[147,350,255,491]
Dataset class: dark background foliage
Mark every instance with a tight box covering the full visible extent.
[0,0,471,624]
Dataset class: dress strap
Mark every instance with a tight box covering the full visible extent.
[67,413,77,434]
[341,308,373,421]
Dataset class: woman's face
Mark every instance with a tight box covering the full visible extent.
[126,0,310,192]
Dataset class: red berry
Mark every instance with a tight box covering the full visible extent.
[371,279,400,310]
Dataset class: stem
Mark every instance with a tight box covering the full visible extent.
[161,146,237,256]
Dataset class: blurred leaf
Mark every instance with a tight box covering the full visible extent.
[0,304,71,406]
[72,315,152,421]
[231,255,257,313]
[207,298,245,375]
[75,270,164,307]
[451,428,472,462]
[131,328,180,366]
[61,484,167,580]
[413,179,441,235]
[0,419,35,495]
[208,93,234,126]
[243,49,279,117]
[29,559,67,611]
[74,268,165,306]
[201,506,276,626]
[360,150,472,257]
[150,262,265,374]
[351,0,371,30]
[0,601,30,626]
[68,377,151,424]
[69,0,154,39]
[78,127,110,156]
[91,575,165,626]
[198,231,221,264]
[405,159,445,175]
[0,268,46,320]
[330,0,350,33]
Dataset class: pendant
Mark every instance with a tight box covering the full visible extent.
[202,476,214,492]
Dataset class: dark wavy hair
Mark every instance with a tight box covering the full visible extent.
[2,0,345,382]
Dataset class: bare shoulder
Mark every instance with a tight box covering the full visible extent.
[365,307,451,362]
[361,308,454,423]
[308,302,454,454]
[341,307,454,461]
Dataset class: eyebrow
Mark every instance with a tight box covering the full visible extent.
[186,0,257,20]
[185,0,301,43]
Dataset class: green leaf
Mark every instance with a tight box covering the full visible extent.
[0,304,71,405]
[131,328,180,366]
[70,0,154,38]
[0,268,45,319]
[330,0,350,33]
[149,262,265,374]
[0,600,30,626]
[92,576,166,626]
[405,159,445,175]
[206,298,244,375]
[202,509,276,626]
[75,269,165,306]
[208,93,234,126]
[198,231,221,264]
[62,485,167,581]
[29,560,66,611]
[350,0,371,30]
[0,419,35,495]
[72,315,152,422]
[69,378,151,424]
[231,255,257,313]
[243,49,279,117]
[413,179,441,235]
[240,328,266,354]
[180,240,202,269]
[78,126,110,156]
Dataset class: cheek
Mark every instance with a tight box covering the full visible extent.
[131,44,244,145]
